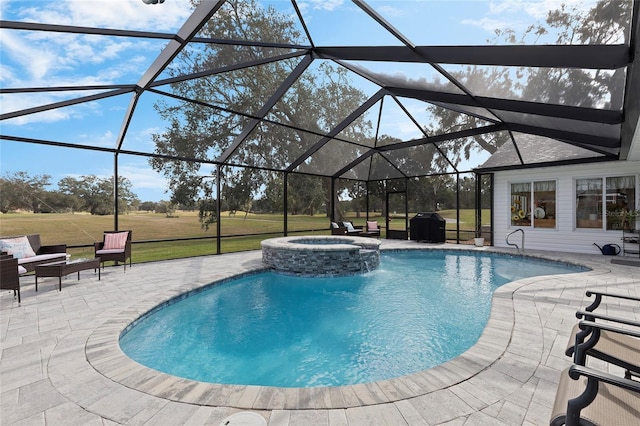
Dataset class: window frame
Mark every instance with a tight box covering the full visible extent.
[509,179,557,230]
[574,175,638,231]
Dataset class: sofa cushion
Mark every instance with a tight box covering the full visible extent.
[0,236,36,259]
[17,253,66,265]
[104,232,128,250]
[343,221,355,232]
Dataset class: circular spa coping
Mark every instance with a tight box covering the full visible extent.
[260,235,381,276]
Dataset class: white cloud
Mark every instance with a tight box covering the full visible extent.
[0,30,58,80]
[488,0,595,20]
[301,0,345,12]
[375,5,403,18]
[8,0,192,31]
[461,17,524,34]
[118,161,170,200]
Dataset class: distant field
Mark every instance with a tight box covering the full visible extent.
[0,209,489,263]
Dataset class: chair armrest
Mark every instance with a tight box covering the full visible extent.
[584,290,640,312]
[38,244,67,254]
[578,320,640,338]
[0,257,20,289]
[569,364,640,393]
[575,310,640,328]
[0,256,18,266]
[94,242,105,251]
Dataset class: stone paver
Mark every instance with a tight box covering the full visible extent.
[1,241,638,425]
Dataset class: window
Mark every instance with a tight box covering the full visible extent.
[533,180,556,229]
[605,176,636,230]
[576,176,636,230]
[511,180,557,229]
[576,178,602,229]
[510,183,531,227]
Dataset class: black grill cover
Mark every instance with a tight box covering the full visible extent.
[410,212,446,243]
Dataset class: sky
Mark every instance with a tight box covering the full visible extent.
[0,0,596,202]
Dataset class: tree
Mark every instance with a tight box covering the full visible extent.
[458,175,477,210]
[58,175,139,215]
[0,171,51,213]
[288,174,325,216]
[409,175,456,212]
[38,191,79,213]
[150,0,370,223]
[139,201,158,212]
[259,173,284,214]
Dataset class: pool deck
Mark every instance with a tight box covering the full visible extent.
[1,240,638,425]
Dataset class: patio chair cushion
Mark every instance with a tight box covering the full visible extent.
[367,221,379,230]
[103,232,129,250]
[96,248,126,255]
[18,265,27,274]
[331,222,339,229]
[0,236,36,259]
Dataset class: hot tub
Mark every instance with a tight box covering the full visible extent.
[261,236,381,276]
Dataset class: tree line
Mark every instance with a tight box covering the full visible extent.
[0,170,486,220]
[0,171,141,215]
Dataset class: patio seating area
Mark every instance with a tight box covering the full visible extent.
[1,240,638,425]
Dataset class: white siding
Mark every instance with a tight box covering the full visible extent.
[493,160,640,254]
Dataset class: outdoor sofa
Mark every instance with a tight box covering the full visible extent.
[330,221,363,235]
[0,234,67,273]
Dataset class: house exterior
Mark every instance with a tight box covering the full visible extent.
[491,160,639,255]
[481,133,640,255]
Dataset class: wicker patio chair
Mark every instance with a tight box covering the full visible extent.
[94,230,132,271]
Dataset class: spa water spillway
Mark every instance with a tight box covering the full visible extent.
[261,235,381,276]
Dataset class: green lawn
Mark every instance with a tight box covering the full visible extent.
[0,209,490,263]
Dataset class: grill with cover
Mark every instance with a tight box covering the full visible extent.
[410,212,446,243]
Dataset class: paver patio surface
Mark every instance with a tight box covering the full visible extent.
[1,240,638,425]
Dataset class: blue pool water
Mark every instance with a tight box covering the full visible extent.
[120,251,586,388]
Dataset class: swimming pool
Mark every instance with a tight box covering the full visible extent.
[119,250,586,388]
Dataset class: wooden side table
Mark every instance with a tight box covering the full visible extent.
[35,258,101,291]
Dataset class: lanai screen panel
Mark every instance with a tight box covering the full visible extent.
[192,0,311,46]
[382,143,457,177]
[265,60,381,135]
[148,83,252,161]
[226,122,323,170]
[2,93,136,149]
[295,139,367,177]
